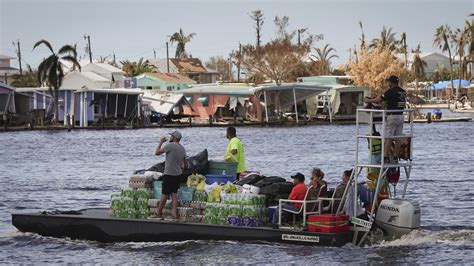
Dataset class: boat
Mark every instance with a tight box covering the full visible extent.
[12,208,352,246]
[12,109,421,247]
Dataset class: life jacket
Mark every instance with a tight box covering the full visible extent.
[387,167,400,184]
[371,138,382,154]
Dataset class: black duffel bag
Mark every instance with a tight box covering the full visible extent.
[235,174,264,186]
[253,176,287,188]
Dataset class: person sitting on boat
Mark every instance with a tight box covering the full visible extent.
[334,169,352,198]
[310,168,327,197]
[271,173,307,225]
[154,131,188,219]
[364,75,406,163]
[224,126,246,180]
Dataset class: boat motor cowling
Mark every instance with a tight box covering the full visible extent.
[375,198,421,238]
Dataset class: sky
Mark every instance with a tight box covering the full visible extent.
[0,0,472,71]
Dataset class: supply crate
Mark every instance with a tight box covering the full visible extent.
[307,214,350,233]
[178,187,196,201]
[205,174,235,185]
[208,161,237,177]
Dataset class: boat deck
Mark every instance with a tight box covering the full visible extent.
[12,208,353,246]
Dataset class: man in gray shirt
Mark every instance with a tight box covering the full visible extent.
[155,131,187,219]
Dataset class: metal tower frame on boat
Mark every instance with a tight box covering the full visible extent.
[336,108,414,246]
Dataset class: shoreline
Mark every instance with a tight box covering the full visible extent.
[2,117,471,132]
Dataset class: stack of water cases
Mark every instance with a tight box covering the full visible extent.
[110,189,150,219]
[204,194,267,227]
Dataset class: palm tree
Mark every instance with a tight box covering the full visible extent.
[33,40,80,123]
[411,45,428,94]
[465,17,474,80]
[120,58,154,77]
[169,28,196,58]
[370,26,398,51]
[433,25,455,103]
[452,26,469,95]
[358,21,366,49]
[400,32,408,67]
[11,64,39,87]
[312,44,339,75]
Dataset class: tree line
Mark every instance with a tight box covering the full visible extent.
[10,11,474,123]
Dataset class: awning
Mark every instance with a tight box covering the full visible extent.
[142,91,192,115]
[424,80,471,90]
[252,83,332,108]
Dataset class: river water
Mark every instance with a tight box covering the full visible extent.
[1,115,473,264]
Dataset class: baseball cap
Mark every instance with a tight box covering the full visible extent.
[291,172,305,182]
[169,131,182,140]
[385,75,399,84]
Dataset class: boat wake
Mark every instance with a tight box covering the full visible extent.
[373,228,474,247]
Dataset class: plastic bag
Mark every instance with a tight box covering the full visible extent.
[187,174,206,188]
[207,184,222,203]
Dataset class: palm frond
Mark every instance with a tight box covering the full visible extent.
[33,39,54,54]
[61,55,81,71]
[58,45,77,58]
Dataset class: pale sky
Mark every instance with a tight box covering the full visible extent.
[0,0,472,70]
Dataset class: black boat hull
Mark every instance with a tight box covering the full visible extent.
[12,208,353,246]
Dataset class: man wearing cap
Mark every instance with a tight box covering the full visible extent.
[364,75,406,162]
[271,173,308,225]
[155,131,187,219]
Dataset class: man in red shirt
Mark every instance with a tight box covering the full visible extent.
[272,173,308,225]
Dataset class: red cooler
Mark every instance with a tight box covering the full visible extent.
[307,214,350,233]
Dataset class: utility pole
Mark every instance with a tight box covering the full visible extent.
[228,54,232,82]
[237,43,242,82]
[84,35,92,63]
[72,44,78,71]
[153,49,157,59]
[113,52,116,67]
[166,42,170,73]
[12,39,22,75]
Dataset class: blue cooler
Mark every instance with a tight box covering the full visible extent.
[153,181,162,199]
[205,174,235,184]
[178,187,195,201]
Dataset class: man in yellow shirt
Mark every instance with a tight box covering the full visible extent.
[224,127,246,180]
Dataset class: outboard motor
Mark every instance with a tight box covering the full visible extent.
[375,198,420,239]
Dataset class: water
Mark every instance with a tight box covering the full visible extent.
[1,117,473,264]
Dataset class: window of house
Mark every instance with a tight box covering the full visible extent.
[198,95,209,107]
[185,96,194,107]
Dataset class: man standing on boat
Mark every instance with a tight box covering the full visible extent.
[364,75,406,163]
[224,127,246,180]
[155,131,187,219]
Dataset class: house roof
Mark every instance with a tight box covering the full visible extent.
[395,52,450,63]
[89,63,123,73]
[170,58,208,73]
[69,71,112,82]
[74,88,143,95]
[147,58,179,73]
[148,72,196,83]
[180,84,254,96]
[0,54,15,60]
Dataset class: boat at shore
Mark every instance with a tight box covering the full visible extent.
[11,109,421,247]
